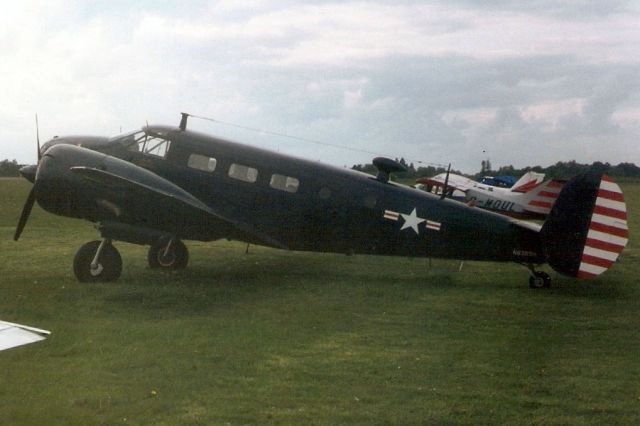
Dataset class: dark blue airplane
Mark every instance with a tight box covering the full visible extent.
[479,175,517,188]
[14,114,629,288]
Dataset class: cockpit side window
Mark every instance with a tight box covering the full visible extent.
[121,132,171,158]
[110,130,145,151]
[144,136,171,157]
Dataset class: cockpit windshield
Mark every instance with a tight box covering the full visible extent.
[109,130,171,158]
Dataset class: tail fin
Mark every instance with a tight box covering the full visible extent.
[541,173,629,279]
[521,178,566,216]
[510,171,545,192]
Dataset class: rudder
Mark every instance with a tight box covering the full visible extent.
[541,172,629,279]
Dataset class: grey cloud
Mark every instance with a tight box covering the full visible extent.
[425,0,634,18]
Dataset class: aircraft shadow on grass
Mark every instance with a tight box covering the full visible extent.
[13,113,629,290]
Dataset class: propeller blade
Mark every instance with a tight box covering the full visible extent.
[35,114,41,161]
[14,187,36,241]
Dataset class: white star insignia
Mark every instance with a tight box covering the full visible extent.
[400,208,425,234]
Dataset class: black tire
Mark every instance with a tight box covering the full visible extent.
[529,271,551,289]
[74,240,122,282]
[148,239,189,270]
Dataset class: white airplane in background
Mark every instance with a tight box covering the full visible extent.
[0,320,50,352]
[416,171,566,219]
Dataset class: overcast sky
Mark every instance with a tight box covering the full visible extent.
[1,0,638,173]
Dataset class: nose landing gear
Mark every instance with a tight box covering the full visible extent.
[73,239,122,282]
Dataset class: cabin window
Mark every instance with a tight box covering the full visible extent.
[228,163,258,183]
[188,154,217,172]
[270,174,299,193]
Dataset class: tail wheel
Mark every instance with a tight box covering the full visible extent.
[529,271,551,289]
[148,239,189,270]
[74,240,122,282]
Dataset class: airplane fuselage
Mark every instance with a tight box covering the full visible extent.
[35,125,545,265]
[466,185,525,216]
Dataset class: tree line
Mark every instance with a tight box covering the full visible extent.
[0,159,22,177]
[479,160,640,180]
[352,157,640,180]
[351,158,463,180]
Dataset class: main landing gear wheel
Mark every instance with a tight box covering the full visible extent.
[148,238,189,270]
[74,240,122,282]
[529,271,551,289]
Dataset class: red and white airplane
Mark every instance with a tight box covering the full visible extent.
[416,171,565,219]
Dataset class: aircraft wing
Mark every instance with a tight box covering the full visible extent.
[416,173,477,193]
[70,166,288,249]
[70,166,216,215]
[0,320,50,352]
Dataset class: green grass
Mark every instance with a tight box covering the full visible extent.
[1,177,639,425]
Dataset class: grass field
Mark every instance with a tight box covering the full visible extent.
[0,177,639,425]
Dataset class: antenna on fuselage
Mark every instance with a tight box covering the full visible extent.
[179,112,189,131]
[373,157,407,183]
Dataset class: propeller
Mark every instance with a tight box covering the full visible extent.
[440,163,451,200]
[14,187,36,241]
[36,114,41,161]
[14,115,41,241]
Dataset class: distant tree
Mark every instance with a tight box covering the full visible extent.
[0,159,21,177]
[495,164,515,176]
[589,161,610,175]
[480,158,492,176]
[351,163,378,176]
[611,162,640,177]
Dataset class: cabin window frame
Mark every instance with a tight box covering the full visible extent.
[269,174,300,193]
[228,163,259,183]
[187,153,217,173]
[126,132,171,159]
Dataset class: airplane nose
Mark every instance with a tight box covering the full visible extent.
[19,164,38,183]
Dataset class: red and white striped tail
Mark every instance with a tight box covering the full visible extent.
[577,175,629,279]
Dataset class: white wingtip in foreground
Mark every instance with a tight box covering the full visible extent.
[0,320,50,352]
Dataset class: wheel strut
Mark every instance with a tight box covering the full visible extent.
[91,238,111,271]
[148,237,189,270]
[162,238,174,258]
[74,239,122,282]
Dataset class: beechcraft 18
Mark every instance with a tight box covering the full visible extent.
[14,113,629,288]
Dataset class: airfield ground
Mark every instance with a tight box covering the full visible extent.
[0,177,638,425]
